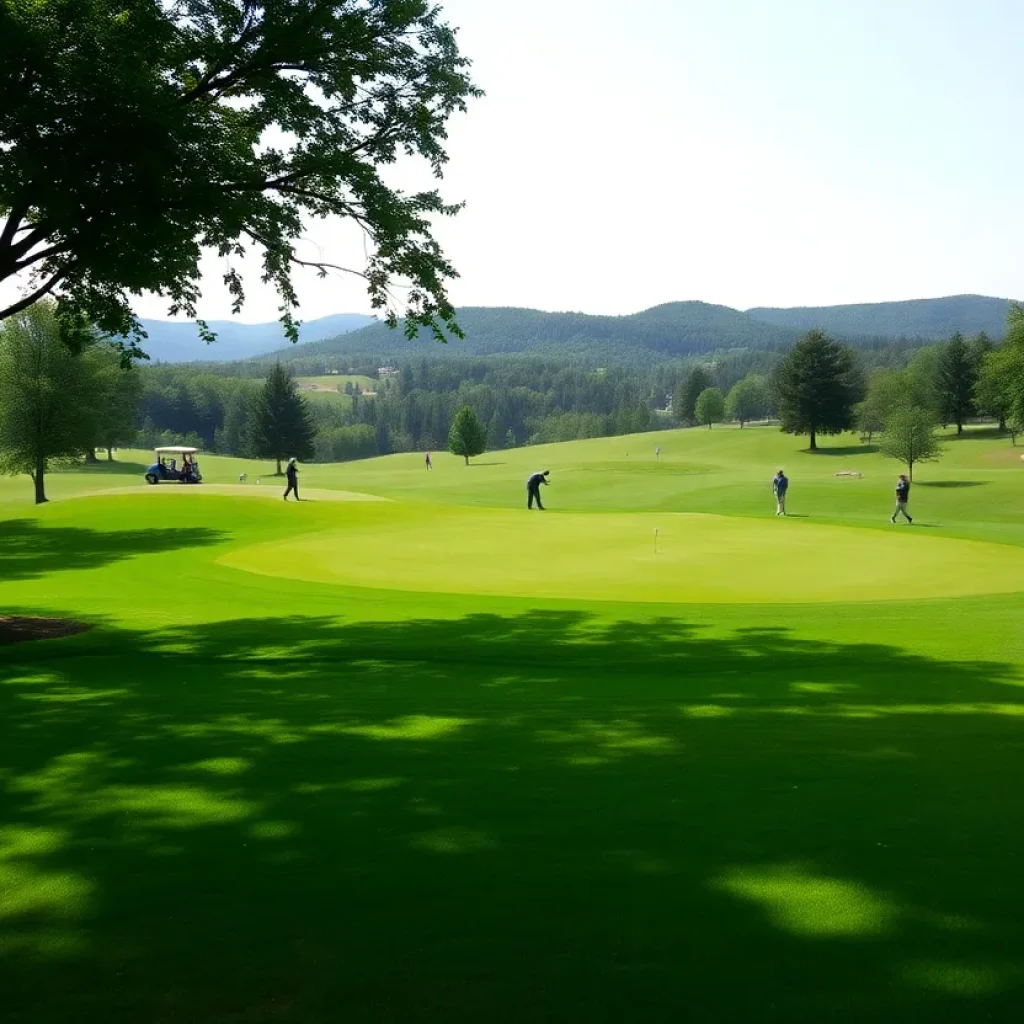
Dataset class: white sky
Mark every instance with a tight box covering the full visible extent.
[29,1,1024,321]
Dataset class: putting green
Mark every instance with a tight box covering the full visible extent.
[220,509,1024,604]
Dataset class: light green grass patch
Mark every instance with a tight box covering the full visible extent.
[222,507,1024,603]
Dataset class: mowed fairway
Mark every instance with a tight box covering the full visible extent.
[2,427,1024,1023]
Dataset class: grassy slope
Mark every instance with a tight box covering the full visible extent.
[2,427,1024,1023]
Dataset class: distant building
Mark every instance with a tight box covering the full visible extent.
[378,367,399,377]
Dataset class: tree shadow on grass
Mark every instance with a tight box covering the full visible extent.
[916,481,986,489]
[1,611,1023,1023]
[0,519,226,582]
[808,444,879,456]
[71,459,152,477]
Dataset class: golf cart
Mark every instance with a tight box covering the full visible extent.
[145,446,203,485]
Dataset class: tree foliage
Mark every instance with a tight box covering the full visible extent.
[774,330,863,450]
[856,369,906,441]
[725,374,768,426]
[675,366,712,426]
[0,0,480,354]
[694,387,725,428]
[879,406,944,480]
[447,405,486,465]
[936,333,977,434]
[0,301,97,502]
[998,304,1024,443]
[83,344,143,457]
[245,363,315,474]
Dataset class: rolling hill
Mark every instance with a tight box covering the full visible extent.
[137,312,376,362]
[144,294,1019,369]
[746,294,1012,340]
[277,302,801,366]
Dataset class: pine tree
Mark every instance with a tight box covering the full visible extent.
[245,363,315,474]
[774,330,863,450]
[936,332,978,434]
[448,406,487,465]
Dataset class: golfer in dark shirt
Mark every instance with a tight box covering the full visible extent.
[891,475,911,523]
[527,470,550,509]
[284,457,300,501]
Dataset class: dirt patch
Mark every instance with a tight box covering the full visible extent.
[0,616,91,646]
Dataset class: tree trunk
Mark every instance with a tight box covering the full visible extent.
[464,455,469,465]
[276,457,282,476]
[908,461,914,482]
[32,455,47,505]
[707,422,712,430]
[956,420,963,435]
[739,420,745,429]
[85,448,99,464]
[107,447,114,461]
[809,428,817,451]
[999,417,1007,432]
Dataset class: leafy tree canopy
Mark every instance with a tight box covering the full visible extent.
[879,405,944,481]
[694,387,724,428]
[0,300,99,502]
[725,374,767,426]
[0,0,480,355]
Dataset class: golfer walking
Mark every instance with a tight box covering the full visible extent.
[283,457,300,501]
[527,470,550,510]
[891,474,912,523]
[772,469,789,516]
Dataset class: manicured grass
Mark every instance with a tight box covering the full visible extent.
[2,425,1024,1022]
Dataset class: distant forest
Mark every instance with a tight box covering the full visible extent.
[135,321,1005,463]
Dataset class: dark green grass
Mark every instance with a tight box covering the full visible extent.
[3,612,1024,1023]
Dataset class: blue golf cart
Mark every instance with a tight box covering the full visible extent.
[144,446,203,485]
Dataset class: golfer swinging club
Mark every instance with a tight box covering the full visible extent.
[527,469,550,510]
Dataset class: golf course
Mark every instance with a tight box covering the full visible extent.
[2,425,1023,1022]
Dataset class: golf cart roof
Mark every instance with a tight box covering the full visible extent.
[155,446,200,455]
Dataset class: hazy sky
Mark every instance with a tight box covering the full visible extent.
[134,0,1024,321]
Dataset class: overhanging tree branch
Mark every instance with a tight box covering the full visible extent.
[0,265,73,321]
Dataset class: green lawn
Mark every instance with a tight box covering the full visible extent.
[2,426,1024,1022]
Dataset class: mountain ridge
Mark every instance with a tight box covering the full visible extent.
[138,312,376,362]
[138,295,1019,364]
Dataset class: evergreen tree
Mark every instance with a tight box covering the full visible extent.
[221,388,256,456]
[774,330,863,450]
[694,387,725,428]
[448,406,487,465]
[674,366,712,426]
[0,301,95,503]
[83,344,143,459]
[936,332,977,434]
[245,363,315,474]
